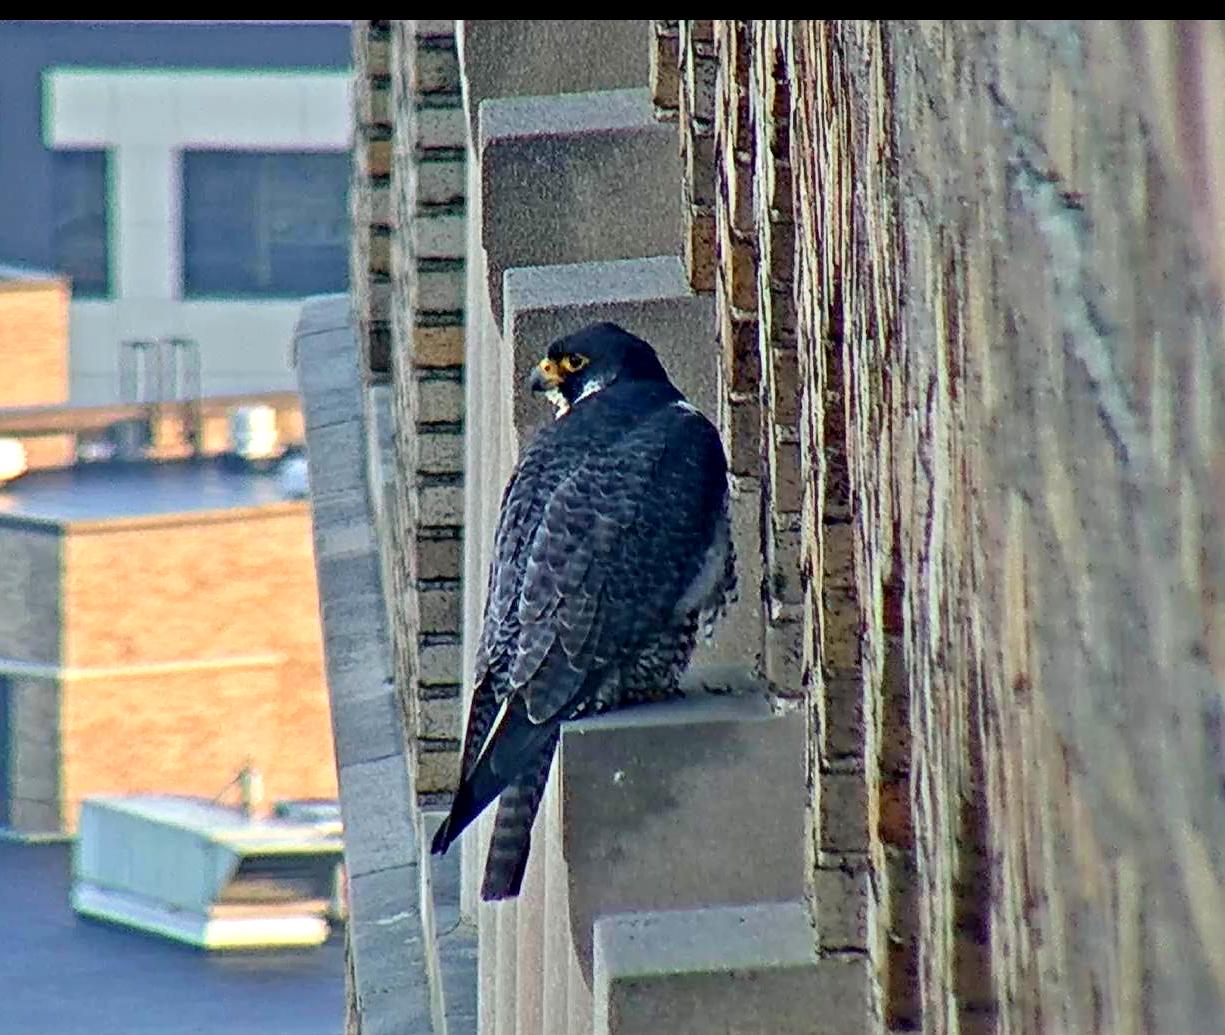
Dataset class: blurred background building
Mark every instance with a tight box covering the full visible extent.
[0,20,352,404]
[0,21,350,844]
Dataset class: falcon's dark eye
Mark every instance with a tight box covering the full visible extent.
[561,354,589,374]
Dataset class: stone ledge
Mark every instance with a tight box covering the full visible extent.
[422,809,479,1035]
[479,88,681,324]
[294,295,431,1033]
[593,903,870,1035]
[459,20,649,145]
[559,695,807,983]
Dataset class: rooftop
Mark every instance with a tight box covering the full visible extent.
[87,793,342,852]
[0,457,297,525]
[0,262,63,285]
[2,840,344,1035]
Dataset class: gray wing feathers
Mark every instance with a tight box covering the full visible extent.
[511,408,718,724]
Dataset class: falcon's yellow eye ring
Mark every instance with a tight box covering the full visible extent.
[561,354,589,374]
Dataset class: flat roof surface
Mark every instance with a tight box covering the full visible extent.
[2,841,345,1035]
[0,458,294,523]
[86,794,342,851]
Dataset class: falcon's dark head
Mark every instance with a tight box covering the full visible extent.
[529,322,670,416]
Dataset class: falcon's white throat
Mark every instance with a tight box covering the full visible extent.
[545,386,570,418]
[547,375,607,420]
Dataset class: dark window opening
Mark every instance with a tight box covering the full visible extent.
[51,150,110,298]
[182,150,350,298]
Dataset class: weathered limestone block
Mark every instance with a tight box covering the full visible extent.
[559,695,806,982]
[458,20,649,144]
[479,88,682,324]
[294,295,431,1033]
[593,903,871,1035]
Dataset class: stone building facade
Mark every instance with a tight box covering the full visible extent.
[0,267,73,469]
[0,481,334,836]
[332,18,1225,1035]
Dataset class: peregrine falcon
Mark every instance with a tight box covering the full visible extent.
[430,322,735,900]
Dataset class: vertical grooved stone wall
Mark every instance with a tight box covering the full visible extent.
[697,17,1225,1035]
[789,18,1225,1035]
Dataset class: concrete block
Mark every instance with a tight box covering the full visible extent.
[318,588,390,650]
[704,483,766,677]
[764,616,804,692]
[416,742,461,794]
[317,551,384,606]
[297,343,364,432]
[420,695,462,740]
[480,88,682,324]
[823,674,867,760]
[338,753,419,879]
[650,25,681,115]
[332,681,405,769]
[413,213,467,260]
[309,489,378,561]
[348,863,434,1035]
[813,864,874,952]
[821,769,872,855]
[413,45,462,96]
[415,157,466,207]
[420,484,466,527]
[415,19,456,38]
[411,325,466,369]
[413,268,466,316]
[416,104,467,151]
[419,640,463,686]
[459,20,649,144]
[594,903,871,1035]
[418,586,462,633]
[417,535,463,580]
[560,695,806,982]
[417,377,465,424]
[418,431,465,473]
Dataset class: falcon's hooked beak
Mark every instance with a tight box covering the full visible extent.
[529,357,570,418]
[529,358,562,394]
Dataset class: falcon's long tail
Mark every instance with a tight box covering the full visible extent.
[480,725,560,900]
[429,698,558,866]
